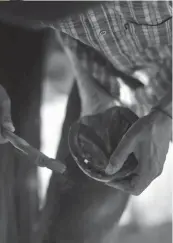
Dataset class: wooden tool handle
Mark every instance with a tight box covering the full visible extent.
[3,129,66,174]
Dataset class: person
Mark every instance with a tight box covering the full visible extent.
[46,1,173,195]
[60,37,172,196]
[0,1,172,195]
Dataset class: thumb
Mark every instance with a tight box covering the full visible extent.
[1,99,15,133]
[105,135,137,175]
[105,117,146,175]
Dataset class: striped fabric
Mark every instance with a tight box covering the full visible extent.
[57,1,172,108]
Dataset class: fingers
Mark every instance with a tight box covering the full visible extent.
[1,99,15,130]
[0,85,15,144]
[105,115,149,175]
[105,111,168,195]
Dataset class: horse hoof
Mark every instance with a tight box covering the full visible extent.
[68,106,139,183]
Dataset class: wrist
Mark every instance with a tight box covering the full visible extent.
[152,91,172,119]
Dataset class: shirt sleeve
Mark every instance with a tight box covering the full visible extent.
[59,31,121,100]
[114,1,172,25]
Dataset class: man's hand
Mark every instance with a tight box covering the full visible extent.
[105,109,172,195]
[0,84,15,144]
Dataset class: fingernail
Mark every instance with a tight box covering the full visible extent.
[105,164,115,175]
[3,122,15,132]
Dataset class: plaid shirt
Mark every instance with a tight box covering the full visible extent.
[57,1,172,114]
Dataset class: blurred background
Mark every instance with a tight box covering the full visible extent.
[0,21,172,243]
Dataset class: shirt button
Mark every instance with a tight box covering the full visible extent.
[99,30,107,36]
